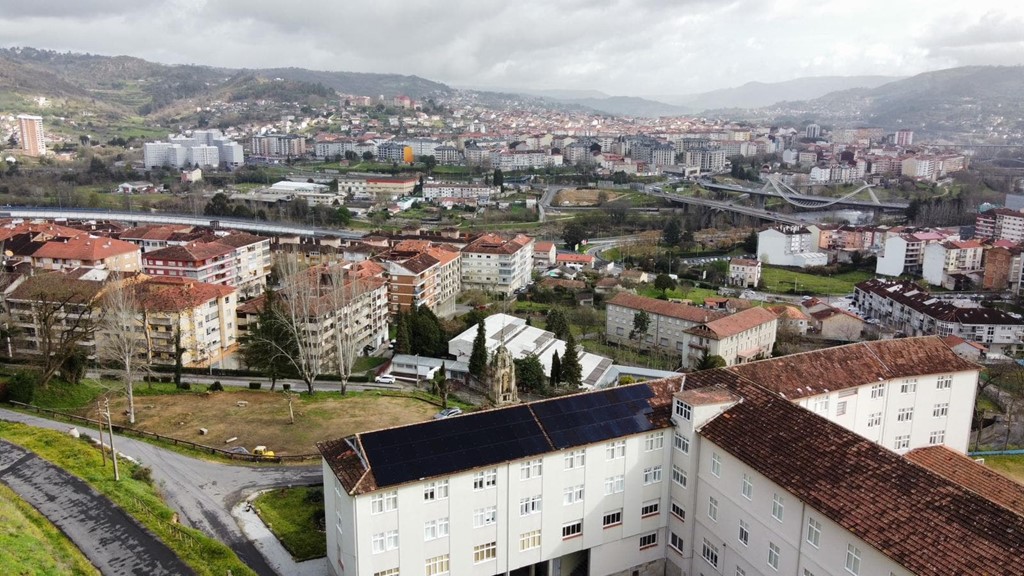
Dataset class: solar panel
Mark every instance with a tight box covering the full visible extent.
[529,385,655,449]
[361,405,550,488]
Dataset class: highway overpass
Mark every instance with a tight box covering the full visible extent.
[700,179,909,210]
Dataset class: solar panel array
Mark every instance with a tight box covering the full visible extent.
[529,385,655,449]
[361,405,551,488]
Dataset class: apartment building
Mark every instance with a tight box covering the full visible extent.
[319,338,1004,576]
[366,176,419,200]
[16,114,45,156]
[756,226,827,268]
[855,279,1024,354]
[727,258,761,288]
[975,207,1024,243]
[606,293,727,352]
[875,230,949,276]
[921,239,984,289]
[680,306,778,368]
[29,235,141,272]
[7,269,104,361]
[461,233,534,295]
[982,243,1024,292]
[143,241,235,287]
[117,225,207,253]
[251,133,306,157]
[208,233,273,299]
[423,182,498,202]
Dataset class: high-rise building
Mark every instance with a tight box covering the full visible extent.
[805,123,821,139]
[17,114,45,156]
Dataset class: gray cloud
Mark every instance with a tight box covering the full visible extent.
[1,0,1023,95]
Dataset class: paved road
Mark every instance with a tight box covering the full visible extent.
[0,439,195,575]
[0,408,322,576]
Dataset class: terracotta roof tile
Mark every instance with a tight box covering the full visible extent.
[144,241,233,262]
[906,446,1024,517]
[134,276,235,312]
[607,293,727,324]
[32,236,139,261]
[687,306,777,339]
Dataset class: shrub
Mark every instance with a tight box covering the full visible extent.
[249,382,262,390]
[282,383,291,391]
[176,382,191,390]
[7,371,38,404]
[131,466,153,484]
[208,381,224,392]
[304,488,324,504]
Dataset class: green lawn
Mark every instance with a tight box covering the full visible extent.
[760,266,872,295]
[0,483,99,576]
[353,356,387,373]
[252,486,326,561]
[0,422,256,576]
[638,285,720,303]
[982,456,1024,486]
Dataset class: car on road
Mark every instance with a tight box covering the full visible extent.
[433,407,463,420]
[374,374,396,384]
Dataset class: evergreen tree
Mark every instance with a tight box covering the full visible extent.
[394,310,411,354]
[694,350,727,371]
[469,320,488,379]
[411,306,445,356]
[742,229,759,254]
[550,351,561,387]
[561,333,583,388]
[546,308,571,341]
[432,362,450,408]
[513,354,546,392]
[239,290,298,390]
[662,218,682,246]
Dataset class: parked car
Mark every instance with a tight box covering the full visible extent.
[374,374,396,384]
[433,407,463,420]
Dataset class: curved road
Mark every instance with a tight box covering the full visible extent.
[0,407,322,576]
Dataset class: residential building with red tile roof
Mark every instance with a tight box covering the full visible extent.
[922,238,984,288]
[30,235,141,272]
[460,233,534,295]
[140,233,272,298]
[117,224,207,253]
[555,252,594,270]
[728,257,761,287]
[606,292,727,351]
[682,306,778,368]
[532,240,557,267]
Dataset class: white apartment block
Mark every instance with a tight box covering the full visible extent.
[461,233,534,295]
[921,239,984,289]
[490,150,564,172]
[144,130,243,169]
[975,207,1024,243]
[855,278,1024,355]
[874,230,950,277]
[423,182,499,201]
[728,258,761,288]
[681,307,778,369]
[319,337,1011,576]
[756,226,827,268]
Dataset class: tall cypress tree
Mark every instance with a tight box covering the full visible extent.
[394,310,411,355]
[561,333,583,388]
[550,351,561,388]
[469,320,488,379]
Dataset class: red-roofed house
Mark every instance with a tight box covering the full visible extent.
[31,235,142,272]
[728,257,761,287]
[533,241,556,267]
[555,252,594,270]
[682,306,778,368]
[461,233,534,295]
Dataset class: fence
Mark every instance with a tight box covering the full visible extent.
[8,401,320,463]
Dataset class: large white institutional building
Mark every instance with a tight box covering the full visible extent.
[319,337,1019,576]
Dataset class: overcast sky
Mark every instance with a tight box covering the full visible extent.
[3,0,1024,96]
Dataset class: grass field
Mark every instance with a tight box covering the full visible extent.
[638,285,720,303]
[760,266,872,295]
[0,483,100,576]
[0,421,256,576]
[253,486,326,561]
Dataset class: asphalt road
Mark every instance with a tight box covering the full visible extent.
[0,439,195,575]
[0,408,322,576]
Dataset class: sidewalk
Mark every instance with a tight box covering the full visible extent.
[233,492,329,576]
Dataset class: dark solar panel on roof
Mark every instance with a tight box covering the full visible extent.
[360,405,551,488]
[529,384,655,449]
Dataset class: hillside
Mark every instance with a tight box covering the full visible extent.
[659,75,900,111]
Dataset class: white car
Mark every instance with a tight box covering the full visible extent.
[374,374,396,384]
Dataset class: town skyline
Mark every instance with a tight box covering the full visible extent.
[3,0,1024,96]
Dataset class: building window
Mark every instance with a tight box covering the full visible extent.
[423,480,449,501]
[373,569,399,576]
[813,397,829,414]
[702,538,720,568]
[565,449,586,470]
[639,532,658,549]
[837,400,847,416]
[845,544,862,575]
[674,432,690,454]
[641,500,660,517]
[895,435,910,450]
[425,554,449,576]
[937,375,953,389]
[606,440,626,460]
[520,459,543,480]
[564,484,585,505]
[867,412,881,428]
[711,453,721,477]
[473,541,497,564]
[643,465,663,485]
[897,407,914,422]
[644,431,665,451]
[900,379,917,393]
[520,530,541,551]
[603,509,623,527]
[772,494,784,522]
[670,531,684,553]
[806,517,821,547]
[708,496,719,521]
[930,430,945,445]
[870,383,885,399]
[520,495,542,516]
[371,530,398,553]
[473,506,496,527]
[933,402,949,417]
[562,520,583,539]
[742,473,753,499]
[424,517,449,541]
[371,491,397,514]
[675,400,693,420]
[605,474,625,495]
[672,465,687,488]
[739,519,750,546]
[768,542,780,571]
[473,469,497,490]
[671,500,685,520]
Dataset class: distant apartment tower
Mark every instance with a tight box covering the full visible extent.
[805,123,821,139]
[894,129,914,147]
[17,114,45,156]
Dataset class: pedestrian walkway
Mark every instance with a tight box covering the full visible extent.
[0,439,195,576]
[234,494,329,576]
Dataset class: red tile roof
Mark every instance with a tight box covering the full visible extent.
[687,306,777,339]
[556,253,594,263]
[134,277,235,312]
[144,241,233,263]
[906,445,1024,517]
[607,293,727,324]
[32,236,140,261]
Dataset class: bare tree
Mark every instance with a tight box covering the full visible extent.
[273,255,327,395]
[326,264,369,396]
[97,278,148,424]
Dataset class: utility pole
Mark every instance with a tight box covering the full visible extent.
[103,398,120,481]
[96,399,106,468]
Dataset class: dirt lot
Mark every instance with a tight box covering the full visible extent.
[554,188,628,206]
[92,391,438,456]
